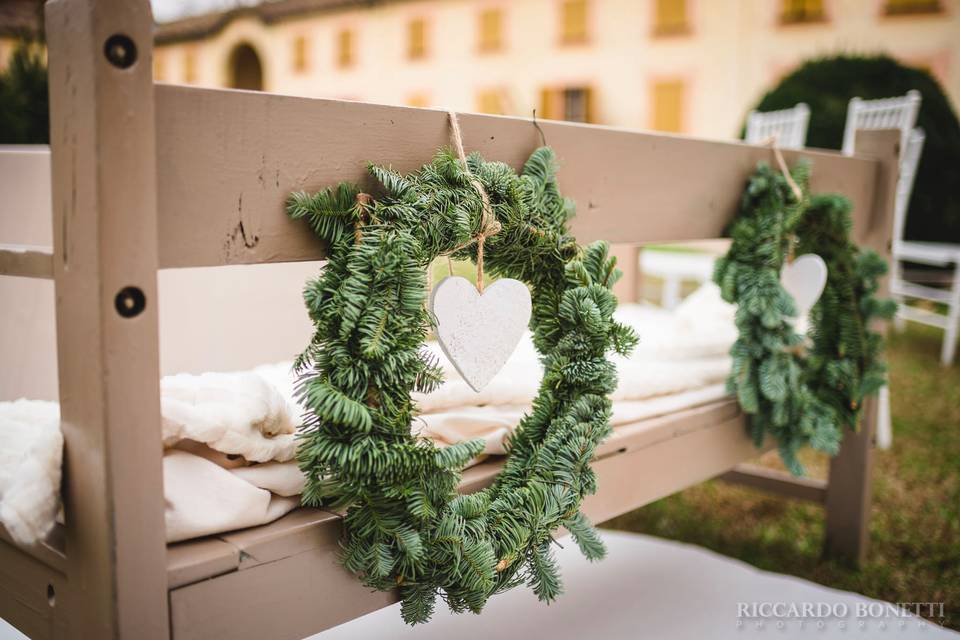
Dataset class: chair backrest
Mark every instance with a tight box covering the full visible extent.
[842,90,921,156]
[892,127,925,245]
[745,102,810,149]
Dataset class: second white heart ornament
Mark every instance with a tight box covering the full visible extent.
[430,276,532,392]
[781,253,828,319]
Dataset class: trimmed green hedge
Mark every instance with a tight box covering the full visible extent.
[748,55,960,244]
[0,42,48,144]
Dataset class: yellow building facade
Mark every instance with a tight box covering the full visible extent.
[31,0,960,140]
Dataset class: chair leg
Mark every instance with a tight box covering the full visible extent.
[893,302,907,332]
[891,259,907,332]
[662,276,681,310]
[941,264,960,366]
[876,386,893,450]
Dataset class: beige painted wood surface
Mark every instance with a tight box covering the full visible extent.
[0,146,323,402]
[153,85,883,269]
[720,464,828,504]
[45,0,170,637]
[0,536,68,640]
[0,245,53,279]
[608,245,641,303]
[0,146,52,247]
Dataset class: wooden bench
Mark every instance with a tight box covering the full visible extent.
[0,0,898,637]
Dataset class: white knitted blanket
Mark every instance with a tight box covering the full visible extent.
[0,284,736,545]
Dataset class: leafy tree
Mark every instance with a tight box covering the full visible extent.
[748,55,960,243]
[0,41,48,144]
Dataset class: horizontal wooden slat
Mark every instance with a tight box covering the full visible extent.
[0,244,53,279]
[155,85,882,269]
[894,240,960,266]
[169,543,395,640]
[0,523,66,574]
[898,304,949,329]
[892,280,953,303]
[167,537,239,590]
[583,405,768,525]
[0,534,69,640]
[720,463,828,504]
[217,508,340,571]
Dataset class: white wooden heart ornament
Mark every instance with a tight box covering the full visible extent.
[430,276,532,392]
[781,253,828,319]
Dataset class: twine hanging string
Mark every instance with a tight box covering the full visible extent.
[446,110,501,293]
[762,135,804,203]
[762,135,803,264]
[354,192,372,245]
[531,108,547,147]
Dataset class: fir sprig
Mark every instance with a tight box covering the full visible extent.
[287,147,636,623]
[797,195,897,429]
[715,162,894,474]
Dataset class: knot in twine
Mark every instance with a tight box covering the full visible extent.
[447,110,501,293]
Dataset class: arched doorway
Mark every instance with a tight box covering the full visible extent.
[228,43,263,91]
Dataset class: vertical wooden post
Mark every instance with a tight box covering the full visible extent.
[609,244,641,303]
[824,129,900,566]
[45,0,169,637]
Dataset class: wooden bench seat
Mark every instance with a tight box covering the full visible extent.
[163,398,757,640]
[1,397,760,640]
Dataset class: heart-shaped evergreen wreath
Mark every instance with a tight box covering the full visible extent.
[714,161,896,475]
[286,147,638,623]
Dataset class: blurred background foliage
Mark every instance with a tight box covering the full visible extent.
[749,55,960,244]
[0,42,48,144]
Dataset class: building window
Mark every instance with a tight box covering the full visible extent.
[337,29,355,67]
[229,43,264,91]
[183,48,197,83]
[780,0,824,23]
[884,0,941,14]
[560,0,588,45]
[477,88,507,114]
[653,0,688,35]
[408,18,427,60]
[539,86,594,123]
[293,36,309,72]
[651,80,684,132]
[406,93,430,108]
[154,52,165,81]
[478,8,504,52]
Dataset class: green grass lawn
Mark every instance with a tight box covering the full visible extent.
[601,323,960,630]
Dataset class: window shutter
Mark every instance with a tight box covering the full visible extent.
[540,88,555,120]
[338,29,354,67]
[652,80,684,133]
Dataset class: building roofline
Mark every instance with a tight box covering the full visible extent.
[0,0,44,40]
[154,0,390,45]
